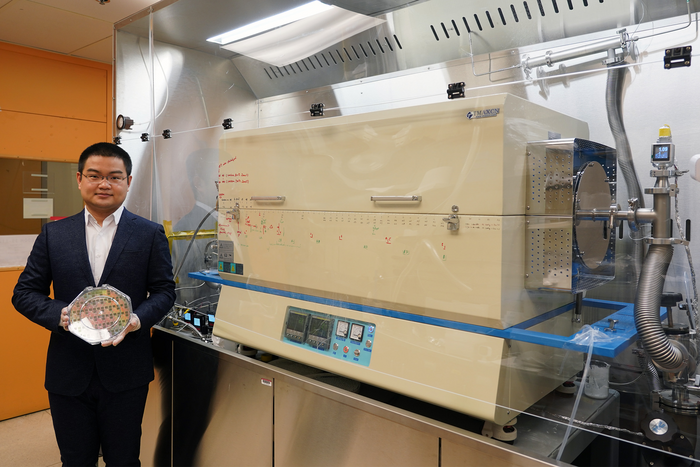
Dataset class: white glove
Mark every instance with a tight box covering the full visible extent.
[101,313,141,347]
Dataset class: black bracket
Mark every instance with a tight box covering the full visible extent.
[116,114,133,130]
[310,103,324,117]
[112,136,122,145]
[447,82,465,99]
[162,129,172,139]
[141,133,149,142]
[222,118,233,130]
[664,46,691,69]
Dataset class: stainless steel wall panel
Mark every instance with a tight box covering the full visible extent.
[171,337,273,467]
[141,331,172,467]
[274,379,439,466]
[115,26,258,223]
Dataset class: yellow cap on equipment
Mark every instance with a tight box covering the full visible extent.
[659,125,672,137]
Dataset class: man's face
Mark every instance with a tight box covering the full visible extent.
[76,155,132,218]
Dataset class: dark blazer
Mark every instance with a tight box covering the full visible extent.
[12,209,176,396]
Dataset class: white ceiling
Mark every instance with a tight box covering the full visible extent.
[0,0,158,63]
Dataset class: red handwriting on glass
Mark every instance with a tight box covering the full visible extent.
[218,157,237,168]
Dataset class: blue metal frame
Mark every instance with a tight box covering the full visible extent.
[193,271,651,358]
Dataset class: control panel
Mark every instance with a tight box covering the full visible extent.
[282,306,375,367]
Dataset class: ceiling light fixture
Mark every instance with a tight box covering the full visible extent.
[219,7,385,67]
[206,1,333,45]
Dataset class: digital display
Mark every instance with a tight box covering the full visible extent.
[653,144,671,162]
[193,317,201,327]
[308,316,331,338]
[350,323,364,342]
[336,320,349,338]
[287,312,308,333]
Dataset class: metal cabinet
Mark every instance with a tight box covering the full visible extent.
[142,328,566,467]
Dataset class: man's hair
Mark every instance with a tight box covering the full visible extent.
[78,142,133,176]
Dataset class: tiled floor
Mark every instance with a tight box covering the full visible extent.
[1,410,114,467]
[0,410,61,467]
[0,410,109,467]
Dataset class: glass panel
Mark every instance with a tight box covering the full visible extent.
[115,0,700,464]
[155,127,221,310]
[116,12,155,220]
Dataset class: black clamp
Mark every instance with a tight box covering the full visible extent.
[661,292,684,308]
[112,136,122,145]
[141,133,149,142]
[222,118,233,130]
[447,82,465,99]
[664,46,691,69]
[162,129,172,139]
[310,103,324,117]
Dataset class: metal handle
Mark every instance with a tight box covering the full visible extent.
[442,214,460,231]
[250,196,286,201]
[370,195,422,202]
[605,319,619,332]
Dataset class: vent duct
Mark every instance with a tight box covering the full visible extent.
[117,0,698,99]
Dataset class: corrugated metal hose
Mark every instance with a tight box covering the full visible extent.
[634,244,686,372]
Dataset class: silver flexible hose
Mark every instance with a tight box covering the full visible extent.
[635,244,685,371]
[645,358,664,391]
[636,350,663,391]
[606,65,645,208]
[606,65,646,290]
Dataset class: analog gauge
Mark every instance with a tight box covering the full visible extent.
[336,320,349,338]
[350,323,364,342]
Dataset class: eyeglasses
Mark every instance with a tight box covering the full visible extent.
[81,173,127,184]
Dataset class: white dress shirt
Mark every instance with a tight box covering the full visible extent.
[84,206,124,285]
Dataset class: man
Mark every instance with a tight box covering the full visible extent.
[12,142,176,467]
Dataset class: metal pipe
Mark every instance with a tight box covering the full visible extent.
[634,208,658,224]
[573,292,584,323]
[652,177,673,238]
[523,35,627,69]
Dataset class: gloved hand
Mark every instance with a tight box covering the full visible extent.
[101,313,141,347]
[60,307,69,331]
